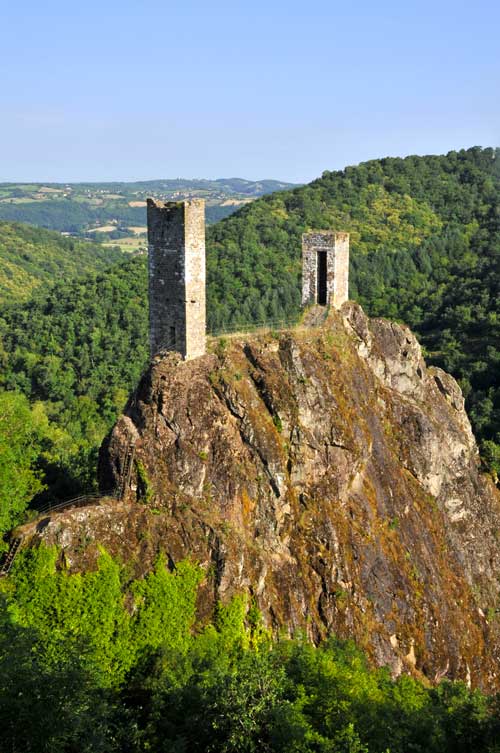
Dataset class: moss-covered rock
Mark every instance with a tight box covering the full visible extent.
[20,304,500,690]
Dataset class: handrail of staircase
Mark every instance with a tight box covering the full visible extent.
[0,488,121,577]
[33,488,119,518]
[0,538,21,576]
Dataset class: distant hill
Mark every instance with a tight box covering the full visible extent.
[0,177,298,242]
[87,177,296,195]
[0,221,124,305]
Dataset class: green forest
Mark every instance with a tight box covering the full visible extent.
[0,257,148,507]
[0,221,123,304]
[1,546,500,753]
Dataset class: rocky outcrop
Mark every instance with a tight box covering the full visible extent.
[30,304,500,689]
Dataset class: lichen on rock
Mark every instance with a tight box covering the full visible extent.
[24,303,500,690]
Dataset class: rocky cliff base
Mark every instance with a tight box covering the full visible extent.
[24,304,500,690]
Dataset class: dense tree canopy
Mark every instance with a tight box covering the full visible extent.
[0,221,123,304]
[0,391,47,541]
[0,547,499,753]
[0,257,148,500]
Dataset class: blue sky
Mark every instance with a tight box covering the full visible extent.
[1,0,498,183]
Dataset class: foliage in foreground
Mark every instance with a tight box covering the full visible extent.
[0,546,500,752]
[0,391,48,543]
[0,257,149,505]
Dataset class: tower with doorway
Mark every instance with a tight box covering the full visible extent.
[147,198,206,359]
[301,231,349,309]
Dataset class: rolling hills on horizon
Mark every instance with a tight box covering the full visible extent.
[0,176,298,246]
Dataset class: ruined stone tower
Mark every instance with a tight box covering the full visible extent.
[147,198,206,359]
[302,231,349,309]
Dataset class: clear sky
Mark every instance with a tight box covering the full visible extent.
[1,0,498,183]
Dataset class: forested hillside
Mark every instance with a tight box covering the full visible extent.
[1,548,499,752]
[0,258,148,503]
[0,221,124,304]
[207,146,500,471]
[0,147,498,510]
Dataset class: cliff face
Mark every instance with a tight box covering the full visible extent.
[33,304,500,688]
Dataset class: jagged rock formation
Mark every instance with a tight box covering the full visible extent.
[30,304,500,689]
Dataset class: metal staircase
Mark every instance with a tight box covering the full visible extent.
[120,443,136,499]
[0,537,22,577]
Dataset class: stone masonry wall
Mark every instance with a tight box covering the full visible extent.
[147,199,206,360]
[302,231,349,308]
[183,199,206,359]
[331,231,349,308]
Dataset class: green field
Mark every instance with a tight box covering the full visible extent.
[103,236,147,253]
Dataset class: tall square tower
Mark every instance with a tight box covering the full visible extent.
[147,198,206,359]
[301,231,349,309]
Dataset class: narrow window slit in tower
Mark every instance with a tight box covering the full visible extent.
[170,326,176,346]
[317,251,327,305]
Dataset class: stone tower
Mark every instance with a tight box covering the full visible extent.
[147,198,206,359]
[301,231,349,309]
